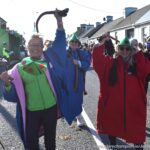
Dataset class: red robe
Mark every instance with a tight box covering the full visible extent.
[92,44,150,143]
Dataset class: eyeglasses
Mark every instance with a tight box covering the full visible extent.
[119,46,131,51]
[28,44,43,48]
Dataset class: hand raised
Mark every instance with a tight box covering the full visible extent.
[0,71,14,86]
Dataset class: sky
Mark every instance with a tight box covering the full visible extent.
[0,0,150,42]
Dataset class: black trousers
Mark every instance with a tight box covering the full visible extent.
[26,105,57,150]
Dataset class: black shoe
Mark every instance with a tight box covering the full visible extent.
[84,90,88,95]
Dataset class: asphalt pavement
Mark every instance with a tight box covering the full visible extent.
[0,70,150,150]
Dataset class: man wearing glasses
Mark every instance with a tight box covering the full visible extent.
[0,9,69,150]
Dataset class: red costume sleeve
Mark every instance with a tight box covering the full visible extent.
[92,44,113,79]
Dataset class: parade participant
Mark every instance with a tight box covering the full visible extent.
[92,34,150,150]
[143,41,150,92]
[0,9,69,150]
[19,45,28,60]
[43,40,53,51]
[138,42,145,52]
[81,43,91,95]
[144,41,150,59]
[130,39,138,48]
[66,33,91,127]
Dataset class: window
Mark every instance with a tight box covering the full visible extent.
[126,29,134,39]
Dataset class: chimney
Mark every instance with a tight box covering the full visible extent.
[96,22,101,27]
[77,27,80,32]
[124,7,137,17]
[86,24,94,30]
[106,16,113,22]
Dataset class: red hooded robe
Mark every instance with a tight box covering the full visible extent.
[92,44,150,143]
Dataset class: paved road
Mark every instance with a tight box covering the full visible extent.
[0,70,150,150]
[84,70,150,150]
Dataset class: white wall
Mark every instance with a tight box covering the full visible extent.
[110,29,125,46]
[134,24,150,43]
[111,24,150,45]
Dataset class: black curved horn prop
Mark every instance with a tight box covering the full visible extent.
[35,8,69,33]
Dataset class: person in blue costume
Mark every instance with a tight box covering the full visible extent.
[0,9,74,150]
[65,33,91,127]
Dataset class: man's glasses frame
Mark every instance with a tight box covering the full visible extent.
[28,44,43,48]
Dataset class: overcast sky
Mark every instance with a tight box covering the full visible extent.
[0,0,150,42]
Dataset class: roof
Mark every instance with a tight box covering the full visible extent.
[135,10,150,25]
[0,17,7,25]
[112,4,150,31]
[78,27,94,39]
[73,4,150,41]
[78,23,105,42]
[90,17,123,39]
[86,23,105,38]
